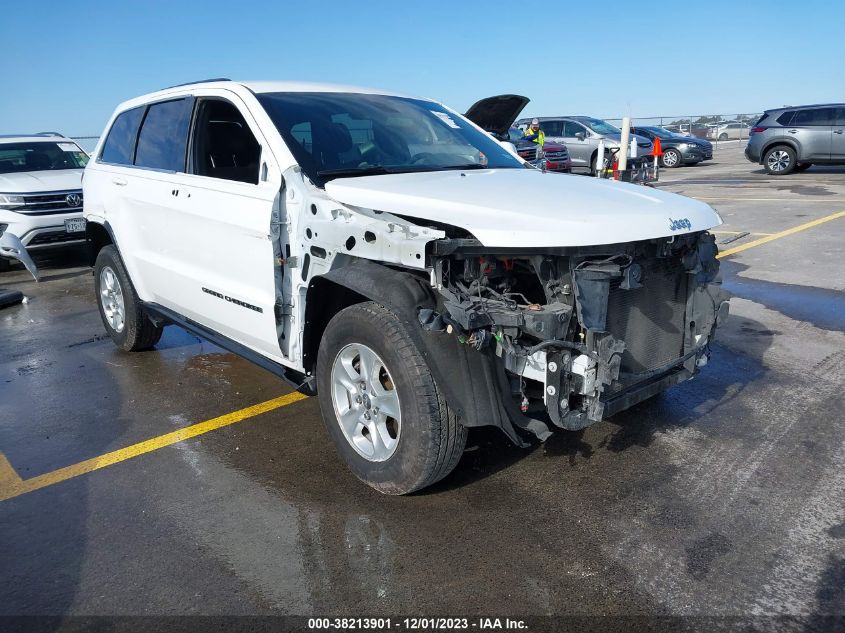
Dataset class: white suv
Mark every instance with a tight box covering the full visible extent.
[84,80,729,494]
[0,133,88,279]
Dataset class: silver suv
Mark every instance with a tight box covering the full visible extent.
[746,104,845,175]
[516,116,653,174]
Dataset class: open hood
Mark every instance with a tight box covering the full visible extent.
[325,169,721,248]
[464,94,530,136]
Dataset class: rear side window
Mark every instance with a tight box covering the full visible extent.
[100,106,144,165]
[135,99,193,172]
[791,108,834,126]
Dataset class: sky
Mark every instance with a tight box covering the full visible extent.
[1,0,842,136]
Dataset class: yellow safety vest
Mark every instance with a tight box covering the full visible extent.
[524,128,545,148]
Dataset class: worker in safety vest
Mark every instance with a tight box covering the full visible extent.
[521,118,545,149]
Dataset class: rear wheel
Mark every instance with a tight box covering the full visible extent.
[0,257,12,272]
[94,245,163,351]
[661,148,682,168]
[718,133,728,141]
[764,145,796,175]
[316,301,467,494]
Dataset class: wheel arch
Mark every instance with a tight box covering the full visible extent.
[302,259,526,444]
[302,260,435,375]
[761,138,799,163]
[85,220,117,267]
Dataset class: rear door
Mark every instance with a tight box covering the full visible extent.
[121,97,195,306]
[832,107,845,160]
[786,108,834,160]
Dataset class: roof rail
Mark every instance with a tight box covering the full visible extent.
[0,132,63,139]
[163,77,231,90]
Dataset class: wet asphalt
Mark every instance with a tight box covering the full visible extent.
[1,144,844,618]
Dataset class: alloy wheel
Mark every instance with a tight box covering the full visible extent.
[330,343,401,462]
[767,150,791,172]
[99,266,126,333]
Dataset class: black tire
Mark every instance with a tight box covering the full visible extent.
[589,152,599,177]
[795,163,813,172]
[0,257,12,272]
[94,245,163,352]
[763,145,797,175]
[661,148,683,168]
[718,133,728,141]
[316,301,467,494]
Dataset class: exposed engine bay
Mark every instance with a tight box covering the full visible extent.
[421,231,730,436]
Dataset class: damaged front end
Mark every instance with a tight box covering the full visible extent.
[425,232,729,441]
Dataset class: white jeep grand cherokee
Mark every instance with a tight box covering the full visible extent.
[84,80,729,494]
[0,133,88,279]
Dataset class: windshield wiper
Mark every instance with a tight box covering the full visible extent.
[438,164,491,171]
[316,166,398,179]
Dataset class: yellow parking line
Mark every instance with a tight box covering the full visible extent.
[718,210,845,259]
[0,391,308,502]
[712,230,774,236]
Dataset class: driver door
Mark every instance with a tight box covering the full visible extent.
[561,120,591,167]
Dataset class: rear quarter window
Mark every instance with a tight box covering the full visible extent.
[775,112,794,126]
[100,106,145,165]
[134,99,193,172]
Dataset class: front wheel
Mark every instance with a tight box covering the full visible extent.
[764,145,796,175]
[94,245,163,351]
[661,148,682,168]
[316,302,467,494]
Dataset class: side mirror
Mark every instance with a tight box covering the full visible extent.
[575,132,585,141]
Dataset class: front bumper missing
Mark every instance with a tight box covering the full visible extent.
[0,231,40,281]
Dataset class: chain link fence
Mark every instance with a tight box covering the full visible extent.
[604,114,762,144]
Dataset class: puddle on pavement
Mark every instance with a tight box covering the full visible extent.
[721,260,845,331]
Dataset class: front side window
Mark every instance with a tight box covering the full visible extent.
[189,99,261,184]
[561,121,587,137]
[134,99,192,172]
[256,92,523,185]
[791,108,834,126]
[0,141,89,174]
[100,106,145,165]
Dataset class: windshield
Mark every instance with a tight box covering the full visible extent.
[581,118,621,135]
[0,141,89,174]
[257,92,524,184]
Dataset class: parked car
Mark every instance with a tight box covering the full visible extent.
[84,79,729,494]
[517,116,653,175]
[631,126,713,167]
[708,122,750,141]
[504,128,572,173]
[667,123,711,138]
[463,95,571,173]
[0,133,88,279]
[746,104,845,175]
